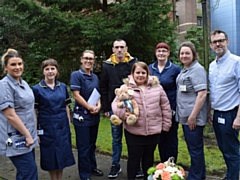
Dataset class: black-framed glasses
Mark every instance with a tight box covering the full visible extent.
[82,57,94,61]
[211,39,227,45]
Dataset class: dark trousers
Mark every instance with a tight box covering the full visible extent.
[213,107,239,180]
[10,149,38,180]
[74,124,99,180]
[183,125,206,180]
[127,143,157,180]
[158,116,179,163]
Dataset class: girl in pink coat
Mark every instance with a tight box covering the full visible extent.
[112,62,172,180]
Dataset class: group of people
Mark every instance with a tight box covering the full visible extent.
[0,29,239,180]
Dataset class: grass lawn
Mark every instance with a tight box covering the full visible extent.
[71,114,226,177]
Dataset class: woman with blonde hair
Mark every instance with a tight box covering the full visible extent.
[0,49,38,179]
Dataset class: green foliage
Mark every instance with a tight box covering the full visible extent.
[184,26,215,70]
[184,26,204,65]
[1,0,178,84]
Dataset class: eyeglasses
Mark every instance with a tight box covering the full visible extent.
[156,49,168,53]
[114,46,125,49]
[82,57,94,61]
[211,39,227,45]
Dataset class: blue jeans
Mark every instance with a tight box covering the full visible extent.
[111,120,123,165]
[10,149,38,180]
[213,107,239,180]
[183,125,206,180]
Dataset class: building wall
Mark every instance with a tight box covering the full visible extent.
[175,0,198,41]
[210,0,240,56]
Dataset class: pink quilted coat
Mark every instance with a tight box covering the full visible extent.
[111,75,172,136]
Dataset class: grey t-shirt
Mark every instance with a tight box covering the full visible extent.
[176,61,207,126]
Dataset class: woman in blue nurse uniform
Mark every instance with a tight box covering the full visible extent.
[32,59,75,180]
[0,49,38,180]
[70,50,103,180]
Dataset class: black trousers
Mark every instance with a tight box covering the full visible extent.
[127,143,157,180]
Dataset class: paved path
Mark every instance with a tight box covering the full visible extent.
[0,148,221,180]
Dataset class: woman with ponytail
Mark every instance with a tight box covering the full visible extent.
[0,49,38,180]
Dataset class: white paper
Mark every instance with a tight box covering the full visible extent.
[87,88,101,106]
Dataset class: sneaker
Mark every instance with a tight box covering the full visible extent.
[108,164,122,178]
[91,168,103,176]
[136,169,144,178]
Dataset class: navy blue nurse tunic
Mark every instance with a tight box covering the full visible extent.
[70,69,100,125]
[32,79,75,171]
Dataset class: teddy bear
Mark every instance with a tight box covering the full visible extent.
[110,86,139,126]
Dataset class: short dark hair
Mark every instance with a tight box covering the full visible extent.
[113,39,127,47]
[210,29,228,42]
[178,41,198,60]
[41,59,59,72]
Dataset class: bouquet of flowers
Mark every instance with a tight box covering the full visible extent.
[147,157,185,180]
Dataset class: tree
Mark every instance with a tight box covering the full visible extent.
[1,0,178,84]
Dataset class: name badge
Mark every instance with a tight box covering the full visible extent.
[73,113,79,119]
[15,139,26,148]
[218,117,225,124]
[37,129,44,135]
[180,85,187,92]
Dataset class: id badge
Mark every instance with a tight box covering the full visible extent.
[180,85,187,92]
[73,113,79,119]
[15,139,26,148]
[37,129,44,135]
[218,117,225,124]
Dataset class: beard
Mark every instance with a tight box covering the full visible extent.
[215,47,226,58]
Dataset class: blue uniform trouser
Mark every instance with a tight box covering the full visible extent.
[111,122,123,165]
[9,149,38,180]
[158,115,179,163]
[74,124,99,180]
[213,107,239,180]
[183,125,206,180]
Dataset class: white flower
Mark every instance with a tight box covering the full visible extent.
[147,157,185,180]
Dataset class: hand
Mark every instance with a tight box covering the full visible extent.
[124,111,131,120]
[208,110,213,125]
[88,105,95,112]
[37,136,41,144]
[232,118,240,130]
[25,136,34,147]
[188,116,196,131]
[104,112,110,118]
[90,106,100,114]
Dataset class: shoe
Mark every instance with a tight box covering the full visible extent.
[136,169,144,178]
[91,168,103,176]
[108,164,122,178]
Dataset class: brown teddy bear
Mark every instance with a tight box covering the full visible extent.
[110,86,139,126]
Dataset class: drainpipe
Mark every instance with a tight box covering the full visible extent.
[201,0,209,72]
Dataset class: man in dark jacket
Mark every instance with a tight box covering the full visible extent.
[100,39,142,179]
